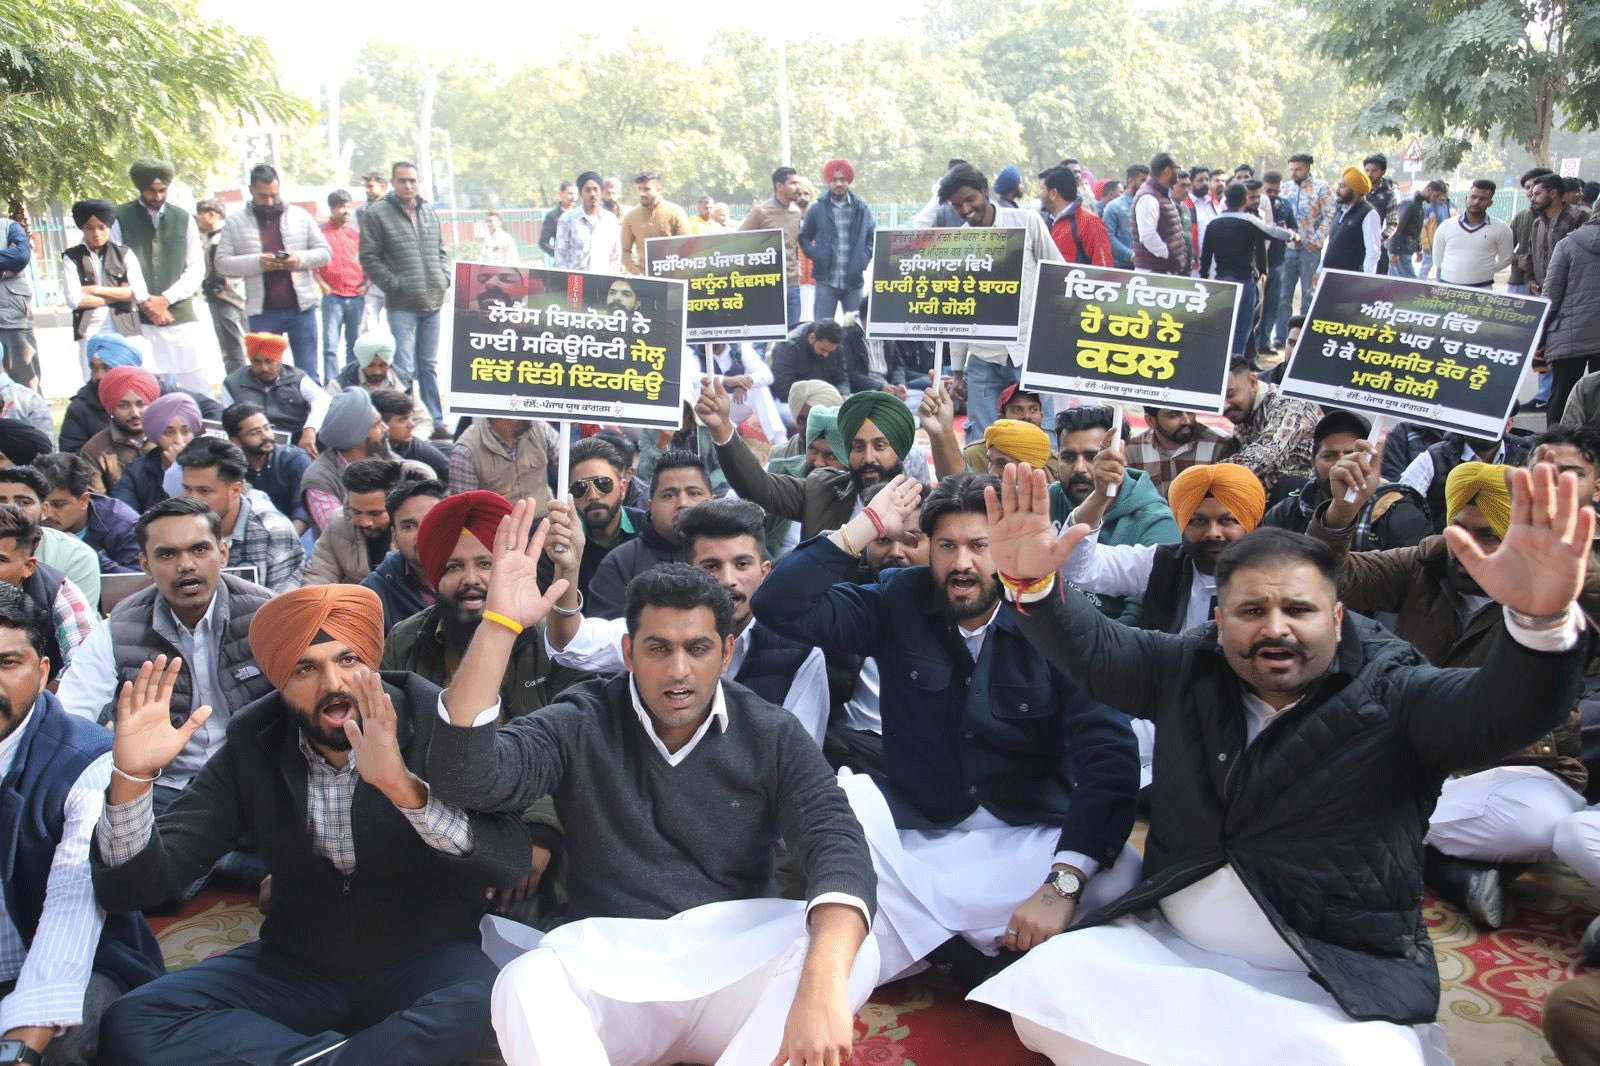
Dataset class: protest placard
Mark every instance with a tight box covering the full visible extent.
[1276,269,1549,437]
[869,228,1025,340]
[1019,264,1239,413]
[449,262,687,429]
[644,229,787,342]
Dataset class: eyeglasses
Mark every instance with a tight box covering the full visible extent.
[569,476,616,499]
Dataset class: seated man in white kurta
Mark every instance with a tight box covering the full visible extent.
[425,501,878,1066]
[969,462,1593,1066]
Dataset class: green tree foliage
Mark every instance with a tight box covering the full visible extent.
[0,0,304,212]
[1305,0,1600,169]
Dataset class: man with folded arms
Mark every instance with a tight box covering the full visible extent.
[93,585,531,1066]
[427,502,878,1066]
[969,460,1592,1066]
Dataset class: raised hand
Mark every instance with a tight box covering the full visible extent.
[485,498,570,630]
[1323,437,1383,527]
[343,668,419,803]
[984,464,1093,584]
[542,499,586,576]
[865,474,923,541]
[1444,463,1595,619]
[693,375,732,439]
[112,656,211,781]
[917,379,956,440]
[1091,430,1126,496]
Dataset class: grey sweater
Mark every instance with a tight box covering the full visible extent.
[427,674,875,924]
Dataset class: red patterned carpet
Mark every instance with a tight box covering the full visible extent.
[148,864,1597,1066]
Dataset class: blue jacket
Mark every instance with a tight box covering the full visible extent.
[799,192,876,285]
[753,535,1139,869]
[84,492,141,573]
[361,550,433,631]
[1101,193,1135,268]
[111,449,168,515]
[0,220,30,274]
[2,693,165,994]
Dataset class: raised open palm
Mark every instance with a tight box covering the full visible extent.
[984,464,1093,584]
[112,656,212,779]
[1443,464,1594,618]
[485,498,571,629]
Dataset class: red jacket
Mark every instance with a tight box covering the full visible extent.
[1049,206,1114,267]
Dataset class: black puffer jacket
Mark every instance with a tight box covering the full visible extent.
[1015,583,1586,1024]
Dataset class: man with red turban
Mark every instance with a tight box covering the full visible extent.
[93,583,533,1066]
[380,490,586,923]
[800,156,877,321]
[81,366,160,494]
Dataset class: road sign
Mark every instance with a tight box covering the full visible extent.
[1402,136,1424,164]
[1561,157,1582,178]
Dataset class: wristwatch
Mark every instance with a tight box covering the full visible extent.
[1045,868,1085,901]
[0,1040,43,1065]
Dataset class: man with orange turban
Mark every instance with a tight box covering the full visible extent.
[801,155,877,321]
[1062,458,1267,634]
[94,582,533,1066]
[219,330,330,454]
[81,366,160,493]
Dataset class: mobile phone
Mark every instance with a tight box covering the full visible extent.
[274,251,289,260]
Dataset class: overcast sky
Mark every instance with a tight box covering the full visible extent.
[201,0,927,93]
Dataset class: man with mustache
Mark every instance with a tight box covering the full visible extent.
[971,459,1593,1065]
[380,490,586,926]
[360,476,444,630]
[1217,355,1322,493]
[1310,431,1600,929]
[219,332,329,456]
[754,472,1141,988]
[533,437,642,603]
[1124,407,1231,499]
[223,402,312,534]
[93,584,531,1066]
[961,385,1060,478]
[586,452,711,620]
[544,497,829,746]
[330,334,434,442]
[702,380,926,540]
[301,459,408,587]
[80,366,160,497]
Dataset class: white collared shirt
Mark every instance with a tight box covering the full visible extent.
[0,705,112,1032]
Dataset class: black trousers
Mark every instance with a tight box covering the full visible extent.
[99,938,497,1066]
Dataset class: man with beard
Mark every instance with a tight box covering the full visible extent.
[0,585,165,1066]
[534,437,641,602]
[962,386,1060,478]
[554,172,622,274]
[300,459,404,587]
[93,584,531,1066]
[769,320,850,400]
[1218,356,1322,493]
[219,332,329,454]
[1319,166,1381,275]
[331,335,434,441]
[620,170,689,276]
[1261,410,1431,549]
[703,383,922,540]
[300,389,391,534]
[223,402,312,533]
[0,505,96,685]
[586,452,711,620]
[603,278,639,315]
[80,366,159,497]
[544,497,829,746]
[214,164,333,378]
[969,461,1591,1066]
[1399,419,1532,535]
[379,492,585,926]
[360,477,443,629]
[111,160,215,393]
[112,392,199,516]
[173,440,303,593]
[1123,407,1228,498]
[60,333,145,456]
[59,497,275,830]
[1045,406,1178,624]
[1310,437,1600,929]
[754,471,1141,988]
[1061,461,1267,635]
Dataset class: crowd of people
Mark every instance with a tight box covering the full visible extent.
[0,145,1598,1066]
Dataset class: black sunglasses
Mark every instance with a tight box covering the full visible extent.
[569,476,616,499]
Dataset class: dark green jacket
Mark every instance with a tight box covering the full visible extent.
[357,191,449,311]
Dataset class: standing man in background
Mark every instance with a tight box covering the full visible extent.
[316,190,366,385]
[114,160,213,393]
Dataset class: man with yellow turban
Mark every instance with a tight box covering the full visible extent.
[962,385,1061,477]
[1320,164,1382,274]
[1309,429,1600,931]
[1061,456,1265,634]
[700,376,928,539]
[94,582,533,1066]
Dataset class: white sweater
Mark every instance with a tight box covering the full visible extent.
[1430,214,1513,286]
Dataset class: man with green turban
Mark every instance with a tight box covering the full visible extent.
[698,377,922,539]
[113,159,216,392]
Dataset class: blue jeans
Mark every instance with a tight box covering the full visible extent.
[1274,247,1318,347]
[321,293,363,383]
[1257,261,1284,349]
[786,284,802,329]
[388,307,442,423]
[248,306,319,378]
[1220,275,1255,356]
[959,357,1054,444]
[813,280,865,322]
[1389,253,1417,279]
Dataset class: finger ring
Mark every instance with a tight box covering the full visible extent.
[552,545,567,553]
[1006,928,1018,937]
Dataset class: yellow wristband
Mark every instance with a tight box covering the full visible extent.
[482,610,524,636]
[838,526,861,557]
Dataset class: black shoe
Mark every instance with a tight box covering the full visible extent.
[925,935,1009,991]
[1522,399,1549,413]
[1425,845,1506,929]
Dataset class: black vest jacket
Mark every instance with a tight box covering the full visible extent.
[1322,199,1375,273]
[64,243,140,339]
[225,363,313,434]
[1136,543,1200,635]
[733,623,812,706]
